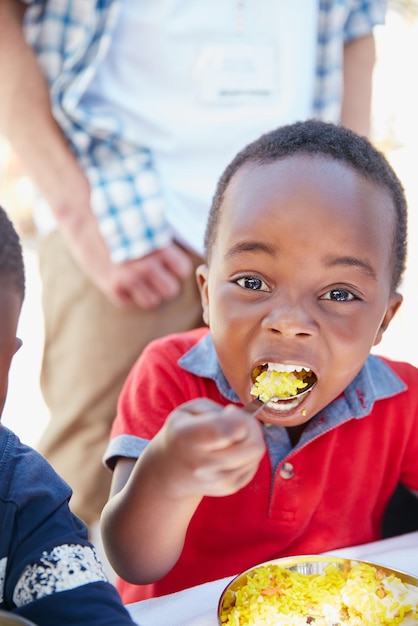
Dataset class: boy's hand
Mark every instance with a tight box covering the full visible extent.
[153,398,266,498]
[103,399,266,583]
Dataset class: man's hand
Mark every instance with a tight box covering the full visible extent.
[61,210,195,310]
[102,242,195,309]
[36,168,195,311]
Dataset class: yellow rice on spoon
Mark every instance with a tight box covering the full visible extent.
[250,363,314,402]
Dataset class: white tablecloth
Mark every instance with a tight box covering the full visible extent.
[127,531,418,626]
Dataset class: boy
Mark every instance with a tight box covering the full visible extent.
[101,120,418,603]
[0,206,136,624]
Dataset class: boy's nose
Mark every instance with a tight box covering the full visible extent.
[261,298,316,338]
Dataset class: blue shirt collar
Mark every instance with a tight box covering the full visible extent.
[178,332,407,419]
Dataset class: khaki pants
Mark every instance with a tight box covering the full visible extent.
[37,231,204,525]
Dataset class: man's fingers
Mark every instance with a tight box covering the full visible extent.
[103,243,195,310]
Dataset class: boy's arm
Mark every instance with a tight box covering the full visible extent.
[101,450,203,584]
[341,33,377,137]
[0,0,192,310]
[101,398,266,584]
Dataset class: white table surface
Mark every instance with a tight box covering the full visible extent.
[127,531,418,626]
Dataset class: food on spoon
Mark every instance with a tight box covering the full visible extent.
[250,363,316,402]
[219,560,418,625]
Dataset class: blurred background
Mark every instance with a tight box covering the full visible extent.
[1,1,418,448]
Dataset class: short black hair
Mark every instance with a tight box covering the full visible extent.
[205,120,407,291]
[0,205,25,297]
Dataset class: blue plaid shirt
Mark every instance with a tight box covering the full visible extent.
[23,0,386,263]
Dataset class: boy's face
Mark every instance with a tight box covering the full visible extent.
[0,283,22,417]
[197,155,402,428]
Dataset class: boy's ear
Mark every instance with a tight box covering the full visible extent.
[196,264,210,326]
[373,292,403,346]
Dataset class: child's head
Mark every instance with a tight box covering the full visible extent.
[197,120,406,428]
[0,206,25,416]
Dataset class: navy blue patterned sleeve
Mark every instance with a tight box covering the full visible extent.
[0,427,136,624]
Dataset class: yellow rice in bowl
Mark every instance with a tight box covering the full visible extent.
[218,557,418,626]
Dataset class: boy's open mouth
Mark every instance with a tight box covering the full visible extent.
[250,362,317,406]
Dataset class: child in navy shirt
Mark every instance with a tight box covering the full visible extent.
[0,206,136,624]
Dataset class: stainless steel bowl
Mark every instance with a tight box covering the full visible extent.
[218,555,418,625]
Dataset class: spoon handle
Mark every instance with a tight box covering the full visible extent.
[242,397,272,417]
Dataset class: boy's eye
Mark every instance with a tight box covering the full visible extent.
[322,288,356,302]
[236,276,269,291]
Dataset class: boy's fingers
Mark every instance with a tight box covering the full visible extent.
[188,412,256,451]
[177,397,225,416]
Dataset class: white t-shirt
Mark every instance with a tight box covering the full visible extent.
[81,0,318,255]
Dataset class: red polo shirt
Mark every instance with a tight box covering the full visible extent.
[108,328,418,603]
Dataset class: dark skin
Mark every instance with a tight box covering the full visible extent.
[0,282,22,417]
[200,156,402,434]
[101,154,402,584]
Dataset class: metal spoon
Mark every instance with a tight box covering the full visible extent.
[242,384,314,417]
[242,397,274,417]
